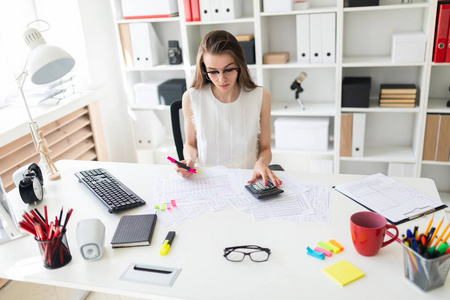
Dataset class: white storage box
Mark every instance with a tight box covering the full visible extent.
[274,117,329,151]
[121,0,178,19]
[133,80,165,106]
[391,31,427,63]
[263,0,292,13]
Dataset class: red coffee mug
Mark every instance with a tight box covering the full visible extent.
[350,211,399,256]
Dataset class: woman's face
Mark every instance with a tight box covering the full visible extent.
[203,52,239,93]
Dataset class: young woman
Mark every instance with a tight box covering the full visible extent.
[174,30,281,187]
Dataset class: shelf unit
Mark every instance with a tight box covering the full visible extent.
[112,0,449,204]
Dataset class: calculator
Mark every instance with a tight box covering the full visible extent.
[245,180,284,200]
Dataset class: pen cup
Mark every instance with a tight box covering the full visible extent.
[402,243,450,292]
[35,230,72,269]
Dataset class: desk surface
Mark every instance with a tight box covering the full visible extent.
[1,160,449,300]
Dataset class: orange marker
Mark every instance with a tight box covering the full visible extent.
[427,217,444,248]
[424,215,434,236]
[433,223,449,248]
[438,230,450,248]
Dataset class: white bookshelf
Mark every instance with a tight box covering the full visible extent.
[112,0,450,199]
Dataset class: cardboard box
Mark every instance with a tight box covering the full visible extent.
[342,77,371,108]
[263,0,292,13]
[274,117,330,151]
[133,80,165,106]
[263,52,289,64]
[235,34,254,42]
[121,0,178,19]
[391,31,427,63]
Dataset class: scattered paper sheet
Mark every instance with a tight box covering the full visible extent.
[147,166,331,226]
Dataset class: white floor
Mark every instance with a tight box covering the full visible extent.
[0,280,145,300]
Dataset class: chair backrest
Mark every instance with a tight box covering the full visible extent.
[170,100,184,161]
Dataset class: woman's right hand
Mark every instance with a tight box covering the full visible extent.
[174,159,196,178]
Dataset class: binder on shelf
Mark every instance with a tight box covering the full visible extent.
[199,0,211,21]
[191,0,201,21]
[210,0,221,20]
[183,0,192,22]
[132,110,166,149]
[340,113,353,157]
[118,24,134,68]
[321,13,336,64]
[387,163,415,177]
[296,14,310,64]
[351,113,366,157]
[310,13,323,64]
[221,0,242,20]
[436,115,450,162]
[129,23,163,68]
[422,114,440,161]
[433,3,450,62]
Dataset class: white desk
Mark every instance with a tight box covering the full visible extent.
[1,160,449,300]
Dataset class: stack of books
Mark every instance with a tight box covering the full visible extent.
[379,84,417,107]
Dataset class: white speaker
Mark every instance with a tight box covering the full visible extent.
[76,218,105,261]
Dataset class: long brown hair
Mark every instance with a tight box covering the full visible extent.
[191,30,257,92]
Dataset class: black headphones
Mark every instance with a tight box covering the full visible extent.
[19,163,44,204]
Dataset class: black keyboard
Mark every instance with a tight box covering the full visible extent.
[74,168,146,213]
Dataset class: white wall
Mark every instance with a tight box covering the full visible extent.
[76,0,136,162]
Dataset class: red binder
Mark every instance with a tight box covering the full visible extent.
[434,3,450,62]
[191,0,201,22]
[183,0,192,22]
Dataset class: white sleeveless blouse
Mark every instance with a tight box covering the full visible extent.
[189,84,263,169]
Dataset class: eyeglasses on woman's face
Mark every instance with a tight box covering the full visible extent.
[203,67,240,81]
[223,245,271,262]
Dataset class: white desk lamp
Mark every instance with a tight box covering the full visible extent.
[15,20,75,181]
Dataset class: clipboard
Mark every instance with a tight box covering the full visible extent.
[333,173,448,225]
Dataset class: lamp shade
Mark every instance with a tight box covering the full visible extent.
[28,44,75,85]
[23,26,75,85]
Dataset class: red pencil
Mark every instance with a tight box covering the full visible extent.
[44,206,48,225]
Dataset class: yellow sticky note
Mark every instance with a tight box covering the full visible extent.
[323,260,365,286]
[325,241,340,254]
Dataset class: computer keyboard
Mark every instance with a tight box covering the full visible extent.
[74,168,146,213]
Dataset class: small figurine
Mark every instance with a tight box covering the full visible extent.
[37,131,60,180]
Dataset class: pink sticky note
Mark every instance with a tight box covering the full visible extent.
[166,204,171,210]
[171,200,177,207]
[314,246,333,257]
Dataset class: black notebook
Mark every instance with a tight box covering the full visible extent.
[111,214,157,248]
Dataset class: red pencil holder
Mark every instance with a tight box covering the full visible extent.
[35,230,72,269]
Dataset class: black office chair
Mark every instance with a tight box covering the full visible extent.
[170,100,185,161]
[169,100,283,171]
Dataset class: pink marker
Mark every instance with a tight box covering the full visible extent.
[167,156,197,173]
